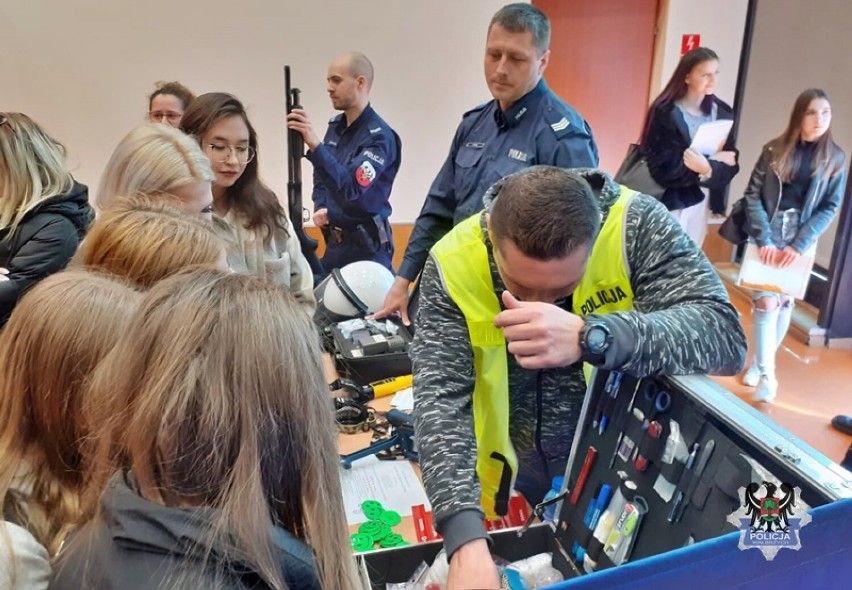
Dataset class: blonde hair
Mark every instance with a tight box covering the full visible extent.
[83,269,362,589]
[0,112,75,232]
[0,269,140,562]
[97,124,214,210]
[74,196,224,288]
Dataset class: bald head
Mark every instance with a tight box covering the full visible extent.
[327,52,374,117]
[330,51,374,89]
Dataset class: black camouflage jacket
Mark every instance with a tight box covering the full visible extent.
[411,169,747,558]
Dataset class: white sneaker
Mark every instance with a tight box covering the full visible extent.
[742,365,761,387]
[752,376,778,403]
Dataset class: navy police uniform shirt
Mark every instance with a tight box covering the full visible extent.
[398,79,598,281]
[307,104,401,229]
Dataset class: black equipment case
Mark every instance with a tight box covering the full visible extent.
[360,371,852,587]
[326,318,413,384]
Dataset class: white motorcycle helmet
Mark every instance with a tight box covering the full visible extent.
[313,260,395,326]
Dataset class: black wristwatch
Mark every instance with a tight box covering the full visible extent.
[579,320,612,365]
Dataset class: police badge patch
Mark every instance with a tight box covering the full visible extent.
[356,161,376,187]
[727,482,812,560]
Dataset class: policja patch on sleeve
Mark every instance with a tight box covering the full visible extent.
[356,160,376,187]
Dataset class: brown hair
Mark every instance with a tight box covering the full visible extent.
[180,93,287,243]
[82,269,362,589]
[74,196,224,287]
[149,81,195,111]
[640,47,719,146]
[0,270,139,561]
[489,165,600,259]
[773,88,844,182]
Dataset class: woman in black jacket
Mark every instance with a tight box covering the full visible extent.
[0,113,93,327]
[740,89,845,402]
[641,47,739,246]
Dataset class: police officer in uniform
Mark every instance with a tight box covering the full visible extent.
[376,3,598,323]
[288,51,401,272]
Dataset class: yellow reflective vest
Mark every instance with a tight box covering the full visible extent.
[429,186,636,519]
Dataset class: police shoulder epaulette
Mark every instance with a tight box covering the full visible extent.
[542,104,576,138]
[462,100,492,118]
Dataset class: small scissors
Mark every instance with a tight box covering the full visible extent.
[641,381,671,428]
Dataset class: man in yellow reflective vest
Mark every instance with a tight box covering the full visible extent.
[412,166,747,589]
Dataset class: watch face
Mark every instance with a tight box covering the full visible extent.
[586,325,608,353]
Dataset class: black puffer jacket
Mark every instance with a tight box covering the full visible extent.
[643,97,739,213]
[0,181,92,327]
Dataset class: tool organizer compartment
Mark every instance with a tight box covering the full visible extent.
[552,371,851,575]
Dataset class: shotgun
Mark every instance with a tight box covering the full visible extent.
[285,65,324,283]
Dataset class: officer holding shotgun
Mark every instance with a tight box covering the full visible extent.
[287,51,401,272]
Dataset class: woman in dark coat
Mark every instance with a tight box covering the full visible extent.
[641,47,739,246]
[0,112,93,327]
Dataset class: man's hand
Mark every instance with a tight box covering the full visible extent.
[0,268,8,282]
[683,148,711,175]
[776,245,800,268]
[447,539,500,590]
[286,108,321,151]
[312,208,329,227]
[493,291,584,370]
[759,245,779,266]
[371,276,412,325]
[710,150,737,166]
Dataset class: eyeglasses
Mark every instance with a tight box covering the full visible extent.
[148,111,183,124]
[205,143,256,164]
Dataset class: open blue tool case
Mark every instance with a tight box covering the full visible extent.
[547,370,852,578]
[360,371,852,588]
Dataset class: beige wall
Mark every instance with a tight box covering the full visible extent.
[0,0,511,224]
[650,0,749,105]
[729,0,852,268]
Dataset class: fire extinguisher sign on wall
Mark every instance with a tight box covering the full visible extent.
[682,34,701,55]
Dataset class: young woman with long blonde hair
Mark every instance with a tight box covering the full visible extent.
[53,270,362,590]
[0,270,140,589]
[97,123,215,217]
[0,112,93,326]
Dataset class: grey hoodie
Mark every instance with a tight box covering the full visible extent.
[411,168,747,558]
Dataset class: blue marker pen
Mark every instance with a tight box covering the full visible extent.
[573,484,612,562]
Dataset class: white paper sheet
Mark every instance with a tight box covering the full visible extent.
[339,455,431,525]
[390,387,414,411]
[737,243,816,300]
[690,119,734,156]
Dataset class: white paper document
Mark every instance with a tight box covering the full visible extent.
[390,387,414,411]
[339,455,431,525]
[690,119,734,156]
[737,243,816,300]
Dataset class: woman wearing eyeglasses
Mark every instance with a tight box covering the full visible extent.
[0,113,93,328]
[147,81,195,128]
[180,93,315,311]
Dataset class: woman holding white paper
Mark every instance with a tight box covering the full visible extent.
[741,88,846,402]
[641,47,739,246]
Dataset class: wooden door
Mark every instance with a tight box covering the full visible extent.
[534,0,659,173]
